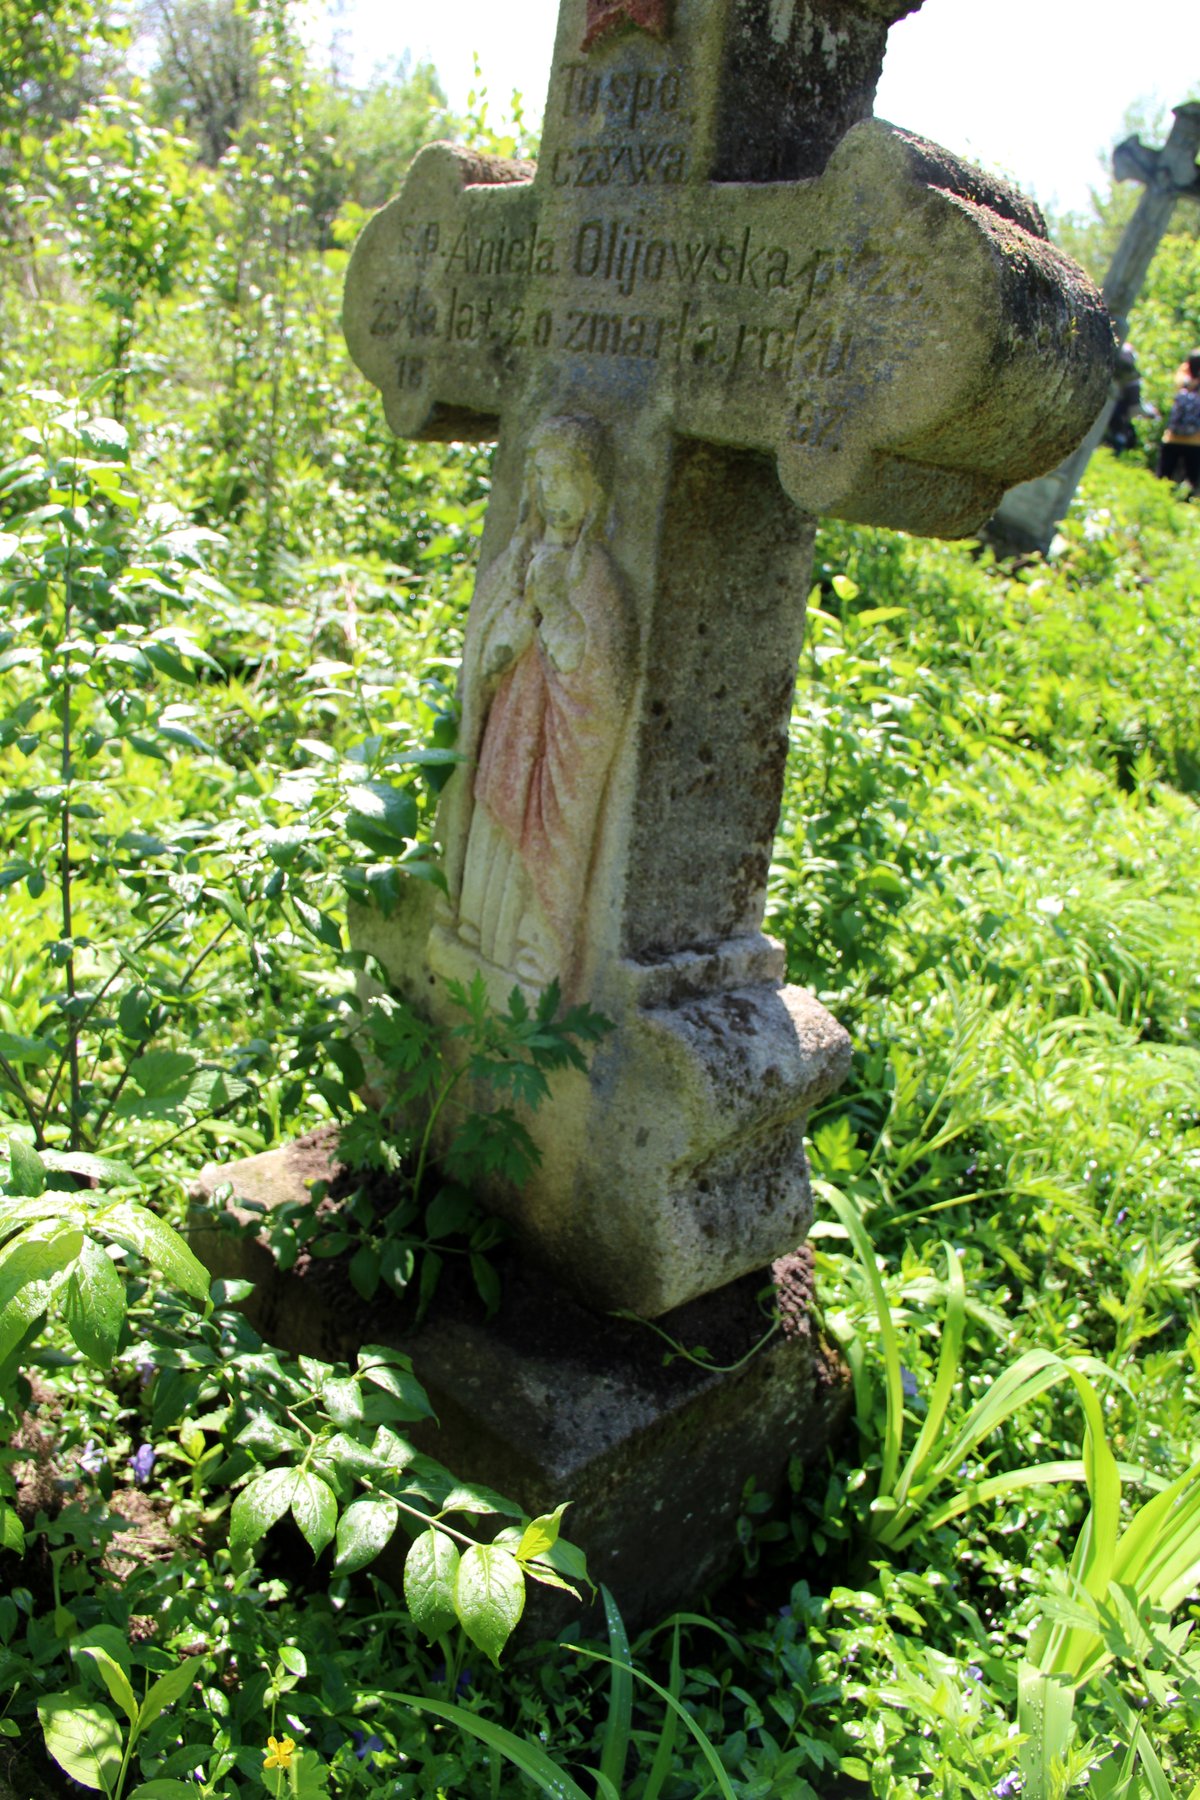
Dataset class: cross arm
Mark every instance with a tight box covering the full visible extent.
[344,144,538,442]
[652,122,1111,537]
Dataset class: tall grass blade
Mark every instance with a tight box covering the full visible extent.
[395,1694,592,1800]
[819,1183,905,1496]
[597,1585,632,1797]
[892,1243,965,1510]
[1032,1368,1125,1684]
[570,1629,739,1800]
[1127,1724,1177,1800]
[1113,1459,1200,1609]
[1017,1661,1075,1800]
[630,1621,680,1800]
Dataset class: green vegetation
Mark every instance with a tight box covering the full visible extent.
[2,4,1200,1797]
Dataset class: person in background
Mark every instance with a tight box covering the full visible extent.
[1104,342,1157,454]
[1157,349,1200,493]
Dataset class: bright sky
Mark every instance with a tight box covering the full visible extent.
[330,0,1196,221]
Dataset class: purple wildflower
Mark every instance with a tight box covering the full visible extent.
[900,1367,919,1401]
[351,1732,384,1765]
[993,1776,1021,1798]
[1115,1209,1128,1225]
[78,1441,105,1476]
[456,1669,474,1697]
[129,1443,156,1485]
[965,1664,983,1685]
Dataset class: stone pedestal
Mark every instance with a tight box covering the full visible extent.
[191,1133,851,1631]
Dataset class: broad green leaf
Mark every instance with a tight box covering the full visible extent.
[136,1656,203,1732]
[360,1360,435,1419]
[78,1646,138,1727]
[334,1496,400,1574]
[100,1204,209,1300]
[0,1278,50,1370]
[0,1032,53,1067]
[130,1049,196,1096]
[454,1543,524,1665]
[68,1626,131,1674]
[320,1377,362,1425]
[0,1228,83,1314]
[37,1690,123,1792]
[291,1472,337,1558]
[0,1503,25,1553]
[403,1528,459,1638]
[424,1185,475,1240]
[4,1138,45,1196]
[40,1151,142,1188]
[79,417,128,454]
[288,1750,330,1798]
[369,1425,416,1471]
[63,1239,126,1367]
[236,1412,301,1459]
[517,1502,570,1564]
[229,1467,301,1554]
[129,1784,205,1798]
[539,1533,592,1592]
[277,1646,307,1677]
[437,1479,515,1517]
[291,897,342,950]
[344,780,418,854]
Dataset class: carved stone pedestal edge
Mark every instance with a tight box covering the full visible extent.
[189,1130,852,1634]
[350,890,852,1319]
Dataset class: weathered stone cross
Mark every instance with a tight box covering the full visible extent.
[344,0,1109,1319]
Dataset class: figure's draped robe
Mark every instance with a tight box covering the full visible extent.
[458,540,630,987]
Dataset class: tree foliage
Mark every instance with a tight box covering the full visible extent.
[140,0,261,163]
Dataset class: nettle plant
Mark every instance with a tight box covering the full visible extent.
[0,387,460,1166]
[0,388,265,1160]
[1,1134,590,1797]
[48,95,196,422]
[259,974,611,1318]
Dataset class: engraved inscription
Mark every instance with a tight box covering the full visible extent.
[370,214,927,324]
[561,62,683,128]
[788,401,851,449]
[393,354,425,391]
[370,283,438,338]
[551,143,687,187]
[445,222,558,278]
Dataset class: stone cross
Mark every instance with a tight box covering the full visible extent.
[993,101,1200,553]
[344,0,1108,1319]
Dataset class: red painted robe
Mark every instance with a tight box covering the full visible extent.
[472,542,629,965]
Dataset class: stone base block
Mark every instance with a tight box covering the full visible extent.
[191,1134,851,1633]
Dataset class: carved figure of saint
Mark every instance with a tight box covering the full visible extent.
[452,415,636,990]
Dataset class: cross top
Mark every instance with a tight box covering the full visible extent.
[346,0,1108,541]
[343,0,1111,1317]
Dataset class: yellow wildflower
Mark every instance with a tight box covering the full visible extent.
[264,1735,296,1771]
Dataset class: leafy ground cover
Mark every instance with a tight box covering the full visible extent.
[3,6,1200,1796]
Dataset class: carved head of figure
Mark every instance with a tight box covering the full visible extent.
[519,415,613,560]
